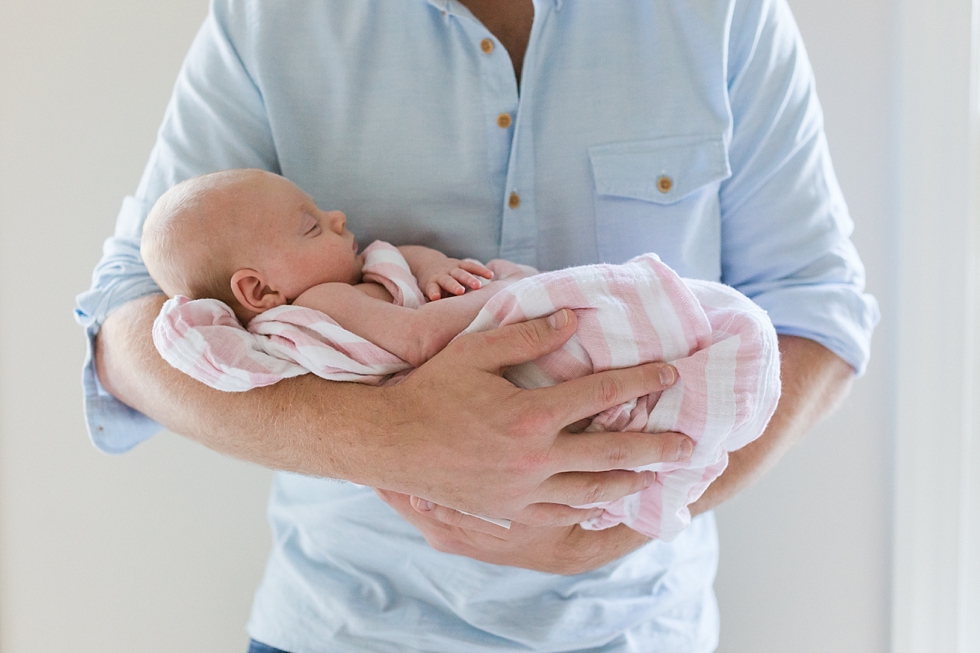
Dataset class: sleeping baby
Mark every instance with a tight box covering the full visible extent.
[141,168,533,368]
[142,168,782,541]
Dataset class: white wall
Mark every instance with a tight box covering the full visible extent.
[714,1,894,651]
[0,2,273,651]
[0,1,895,652]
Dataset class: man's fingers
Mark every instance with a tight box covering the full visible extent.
[410,496,511,537]
[448,309,578,372]
[375,487,410,509]
[553,430,694,473]
[509,503,605,527]
[534,469,658,506]
[533,361,678,427]
[410,497,602,532]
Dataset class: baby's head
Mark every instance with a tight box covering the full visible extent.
[141,169,362,323]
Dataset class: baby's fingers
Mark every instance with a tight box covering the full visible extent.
[436,274,468,296]
[450,268,484,290]
[425,281,450,301]
[459,259,494,279]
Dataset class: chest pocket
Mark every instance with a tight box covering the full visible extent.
[588,135,731,277]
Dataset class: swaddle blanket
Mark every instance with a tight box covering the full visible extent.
[153,241,780,541]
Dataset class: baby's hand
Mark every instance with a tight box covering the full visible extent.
[487,259,538,281]
[420,258,494,301]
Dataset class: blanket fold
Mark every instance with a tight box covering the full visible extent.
[153,241,780,541]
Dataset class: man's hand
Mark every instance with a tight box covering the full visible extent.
[97,299,691,525]
[375,489,651,575]
[375,335,855,573]
[372,308,692,523]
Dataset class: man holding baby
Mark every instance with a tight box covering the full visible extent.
[77,1,878,651]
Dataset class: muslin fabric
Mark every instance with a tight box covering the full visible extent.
[153,241,780,540]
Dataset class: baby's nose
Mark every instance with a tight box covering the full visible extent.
[327,210,346,233]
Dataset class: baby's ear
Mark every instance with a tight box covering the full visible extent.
[231,269,286,313]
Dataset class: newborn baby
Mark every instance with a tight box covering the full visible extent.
[143,168,781,540]
[141,168,531,367]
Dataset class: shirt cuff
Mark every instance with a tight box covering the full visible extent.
[753,285,880,376]
[75,225,166,453]
[80,323,163,453]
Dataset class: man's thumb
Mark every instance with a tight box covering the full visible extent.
[454,309,577,373]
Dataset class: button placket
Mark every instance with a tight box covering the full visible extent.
[497,4,552,266]
[454,3,547,266]
[499,112,538,262]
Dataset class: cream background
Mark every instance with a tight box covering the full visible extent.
[0,1,894,651]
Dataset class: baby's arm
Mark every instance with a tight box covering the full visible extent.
[398,245,494,301]
[293,272,527,367]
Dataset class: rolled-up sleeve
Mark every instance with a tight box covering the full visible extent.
[720,0,879,374]
[74,0,277,453]
[75,198,165,453]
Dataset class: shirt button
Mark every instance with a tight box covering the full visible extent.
[508,192,521,209]
[481,38,495,54]
[497,113,513,129]
[657,175,673,193]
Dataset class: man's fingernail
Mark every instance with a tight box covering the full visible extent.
[417,499,434,512]
[659,365,677,386]
[642,471,656,487]
[676,438,694,461]
[548,309,569,330]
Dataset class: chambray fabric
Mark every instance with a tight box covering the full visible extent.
[75,0,877,650]
[248,640,290,653]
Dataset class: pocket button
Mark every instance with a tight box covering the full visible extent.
[657,175,673,193]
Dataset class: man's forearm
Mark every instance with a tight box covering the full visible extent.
[94,297,692,522]
[689,335,855,515]
[95,294,388,482]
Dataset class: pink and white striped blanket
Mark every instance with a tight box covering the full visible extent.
[153,241,780,541]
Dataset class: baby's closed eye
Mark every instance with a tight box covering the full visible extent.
[301,213,320,236]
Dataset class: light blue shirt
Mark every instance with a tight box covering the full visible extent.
[75,0,879,651]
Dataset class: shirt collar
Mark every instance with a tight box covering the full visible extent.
[423,0,562,14]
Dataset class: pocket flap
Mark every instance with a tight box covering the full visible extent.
[589,135,731,205]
